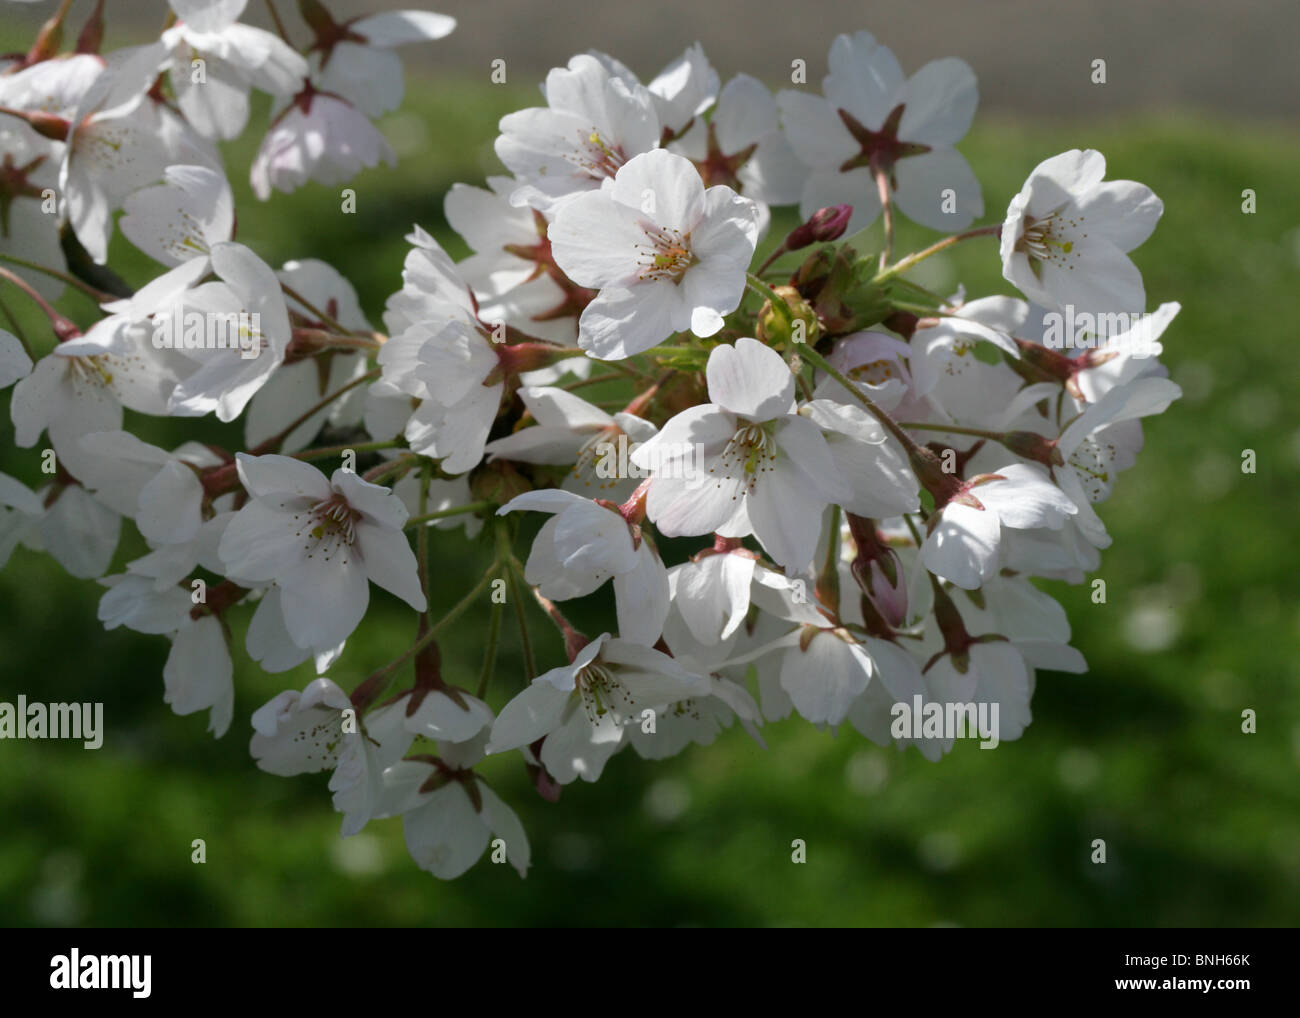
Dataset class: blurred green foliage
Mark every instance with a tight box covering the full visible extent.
[1,78,1298,927]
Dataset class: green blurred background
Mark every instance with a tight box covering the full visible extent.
[2,3,1299,927]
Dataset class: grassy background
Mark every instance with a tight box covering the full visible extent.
[1,78,1298,927]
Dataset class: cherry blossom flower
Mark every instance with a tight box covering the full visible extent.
[162,0,308,139]
[218,453,426,658]
[778,31,982,233]
[497,489,669,646]
[309,8,456,118]
[496,54,659,213]
[631,337,850,571]
[487,633,706,784]
[250,84,395,200]
[549,148,761,359]
[1000,149,1163,315]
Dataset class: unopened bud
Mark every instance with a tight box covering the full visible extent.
[784,204,852,252]
[756,285,819,348]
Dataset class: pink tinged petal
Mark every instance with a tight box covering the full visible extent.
[706,337,795,420]
[355,520,425,611]
[892,147,982,231]
[612,542,669,646]
[486,679,574,754]
[279,553,370,650]
[921,502,1002,590]
[898,58,978,146]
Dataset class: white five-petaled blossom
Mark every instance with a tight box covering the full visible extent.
[59,43,216,263]
[97,573,234,737]
[250,86,395,200]
[162,0,308,140]
[632,337,850,571]
[310,9,457,118]
[1000,149,1163,315]
[549,148,760,359]
[497,489,670,647]
[778,30,983,234]
[921,463,1078,590]
[218,454,426,658]
[486,633,706,784]
[495,53,660,213]
[250,677,415,836]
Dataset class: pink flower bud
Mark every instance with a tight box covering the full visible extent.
[785,204,853,251]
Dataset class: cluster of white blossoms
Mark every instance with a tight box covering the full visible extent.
[0,2,1179,879]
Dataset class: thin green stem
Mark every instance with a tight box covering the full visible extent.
[745,272,794,320]
[506,558,537,682]
[897,421,1003,440]
[475,597,503,699]
[560,371,624,392]
[290,439,402,462]
[371,567,498,685]
[0,252,115,303]
[797,343,919,456]
[252,366,380,454]
[404,499,495,529]
[416,463,432,628]
[875,224,1001,283]
[0,293,32,360]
